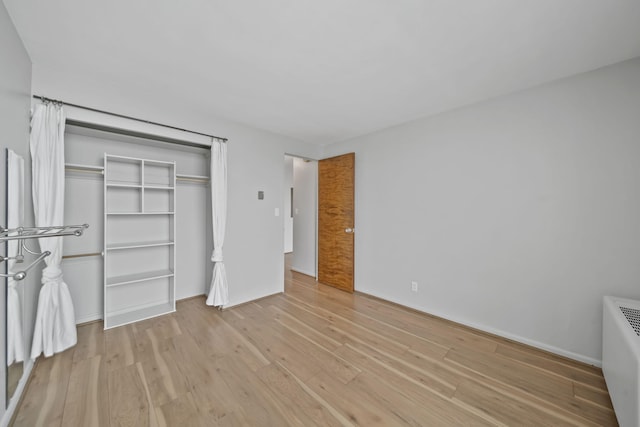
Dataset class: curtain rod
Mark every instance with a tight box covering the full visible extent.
[32,94,228,142]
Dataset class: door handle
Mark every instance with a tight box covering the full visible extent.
[345,228,354,233]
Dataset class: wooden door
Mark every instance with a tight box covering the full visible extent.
[318,153,355,292]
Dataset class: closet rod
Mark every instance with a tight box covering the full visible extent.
[177,176,209,183]
[66,167,103,175]
[32,95,228,142]
[64,166,208,182]
[62,252,102,260]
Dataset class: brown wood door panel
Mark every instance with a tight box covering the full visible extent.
[318,152,354,292]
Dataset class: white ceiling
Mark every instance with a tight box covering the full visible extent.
[5,1,640,145]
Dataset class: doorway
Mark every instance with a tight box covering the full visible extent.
[284,155,318,279]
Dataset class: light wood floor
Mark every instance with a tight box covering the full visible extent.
[12,261,617,426]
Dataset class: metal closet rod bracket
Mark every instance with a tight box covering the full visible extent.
[1,224,89,281]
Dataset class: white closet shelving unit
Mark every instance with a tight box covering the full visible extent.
[103,154,176,329]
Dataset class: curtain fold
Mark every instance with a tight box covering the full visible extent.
[30,103,77,359]
[206,140,229,307]
[7,149,25,365]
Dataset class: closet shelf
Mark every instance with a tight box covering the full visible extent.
[106,269,174,287]
[106,211,175,215]
[106,183,174,190]
[106,183,142,188]
[106,302,175,329]
[106,240,174,250]
[104,154,176,329]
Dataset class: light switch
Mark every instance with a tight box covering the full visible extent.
[258,191,264,200]
[295,208,299,215]
[274,208,280,217]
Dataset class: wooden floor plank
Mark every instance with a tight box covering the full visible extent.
[11,256,617,426]
[72,321,105,363]
[333,343,492,425]
[212,356,295,426]
[169,333,219,389]
[306,369,409,426]
[255,362,344,427]
[574,382,616,411]
[267,304,343,352]
[495,343,608,391]
[104,324,136,372]
[138,330,191,407]
[445,346,616,426]
[107,363,153,427]
[13,347,74,427]
[60,355,109,426]
[351,371,496,426]
[155,392,207,427]
[453,378,577,426]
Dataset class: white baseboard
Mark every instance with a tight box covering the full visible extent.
[224,290,283,309]
[289,266,316,278]
[75,312,102,325]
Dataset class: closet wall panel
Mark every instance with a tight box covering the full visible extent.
[62,125,210,324]
[63,171,104,322]
[175,182,210,299]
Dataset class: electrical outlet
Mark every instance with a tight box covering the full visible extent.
[411,281,418,292]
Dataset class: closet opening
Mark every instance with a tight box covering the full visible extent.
[63,123,212,326]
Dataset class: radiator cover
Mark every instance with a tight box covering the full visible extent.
[603,296,640,427]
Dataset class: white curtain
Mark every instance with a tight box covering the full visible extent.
[30,103,77,359]
[206,140,229,307]
[7,150,25,365]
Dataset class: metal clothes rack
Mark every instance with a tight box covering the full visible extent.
[1,224,89,281]
[1,224,89,241]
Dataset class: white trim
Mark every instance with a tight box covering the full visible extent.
[290,266,317,278]
[224,291,283,309]
[75,313,103,325]
[64,105,212,147]
[1,358,34,427]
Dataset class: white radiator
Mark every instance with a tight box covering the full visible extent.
[603,296,640,427]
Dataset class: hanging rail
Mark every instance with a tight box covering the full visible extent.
[65,163,104,175]
[64,163,209,183]
[62,252,102,260]
[176,175,209,183]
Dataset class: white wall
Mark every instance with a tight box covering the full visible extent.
[283,156,293,253]
[31,66,323,309]
[323,57,640,365]
[291,158,317,277]
[0,2,34,422]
